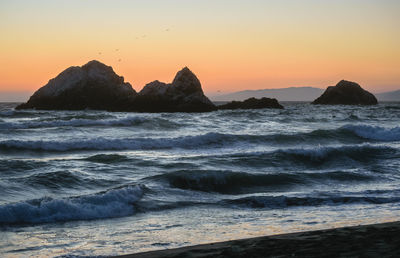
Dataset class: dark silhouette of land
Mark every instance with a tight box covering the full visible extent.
[15,61,387,111]
[218,97,283,110]
[312,80,377,105]
[16,61,216,112]
[16,61,283,112]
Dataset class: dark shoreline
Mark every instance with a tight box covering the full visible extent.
[115,221,400,258]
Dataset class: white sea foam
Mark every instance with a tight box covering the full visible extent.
[0,185,143,224]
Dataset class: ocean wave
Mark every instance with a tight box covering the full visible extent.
[0,110,18,117]
[0,159,47,173]
[208,144,397,170]
[384,105,400,110]
[297,124,400,143]
[20,171,83,189]
[149,170,373,194]
[0,116,151,129]
[0,185,143,225]
[276,144,395,163]
[0,129,396,158]
[342,124,400,141]
[223,195,400,208]
[6,170,125,191]
[0,109,53,118]
[343,114,360,121]
[0,133,230,151]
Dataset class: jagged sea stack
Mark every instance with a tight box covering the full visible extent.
[134,67,216,112]
[312,80,377,105]
[16,60,137,111]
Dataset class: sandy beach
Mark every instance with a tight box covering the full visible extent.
[116,221,400,258]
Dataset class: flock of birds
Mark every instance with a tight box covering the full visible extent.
[96,28,171,63]
[98,49,121,62]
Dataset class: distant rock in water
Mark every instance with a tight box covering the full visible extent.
[135,67,216,112]
[16,62,216,112]
[312,80,378,105]
[218,97,284,110]
[16,60,136,111]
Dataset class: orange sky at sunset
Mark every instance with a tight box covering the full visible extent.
[1,0,399,98]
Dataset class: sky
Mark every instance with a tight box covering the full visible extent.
[1,0,399,100]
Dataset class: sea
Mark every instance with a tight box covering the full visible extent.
[1,102,400,257]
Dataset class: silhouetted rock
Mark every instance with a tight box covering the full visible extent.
[16,60,136,111]
[312,80,378,105]
[16,62,216,112]
[134,67,216,112]
[218,97,284,110]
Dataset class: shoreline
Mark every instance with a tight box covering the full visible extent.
[115,221,400,258]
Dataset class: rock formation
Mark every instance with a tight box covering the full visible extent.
[133,67,216,112]
[312,80,378,105]
[16,61,216,112]
[218,97,284,110]
[16,60,136,111]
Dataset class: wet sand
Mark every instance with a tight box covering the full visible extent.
[116,221,400,258]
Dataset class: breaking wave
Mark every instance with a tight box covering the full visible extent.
[342,124,400,141]
[0,185,143,225]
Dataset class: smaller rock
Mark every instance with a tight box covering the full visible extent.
[139,80,169,97]
[312,80,377,105]
[218,97,284,110]
[135,67,216,112]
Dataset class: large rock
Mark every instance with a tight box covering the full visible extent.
[134,67,216,112]
[16,60,136,111]
[218,97,284,110]
[312,80,378,105]
[16,62,216,112]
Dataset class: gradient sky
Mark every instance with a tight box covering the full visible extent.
[1,0,399,97]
